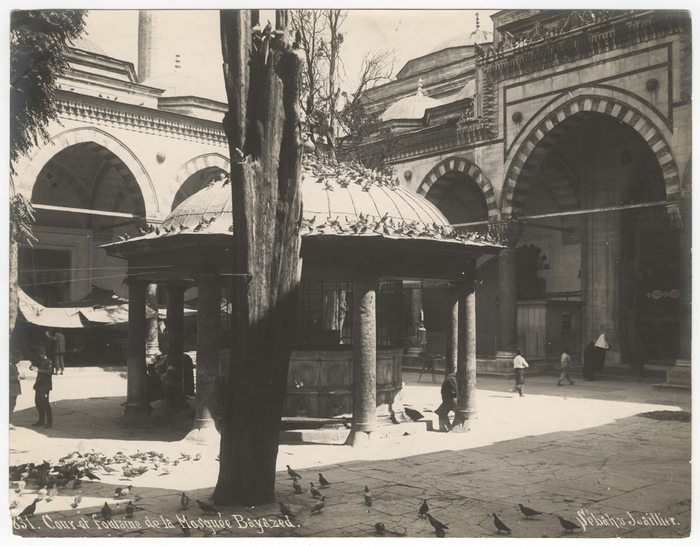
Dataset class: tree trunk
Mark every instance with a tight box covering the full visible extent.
[9,241,19,338]
[214,9,303,507]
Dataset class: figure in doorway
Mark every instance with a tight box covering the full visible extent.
[594,327,611,374]
[582,342,597,380]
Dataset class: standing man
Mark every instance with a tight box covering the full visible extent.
[45,329,66,375]
[30,346,53,429]
[10,350,24,429]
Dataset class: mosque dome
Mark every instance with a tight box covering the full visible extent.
[142,73,226,102]
[68,37,107,56]
[123,158,492,246]
[431,28,493,52]
[380,79,442,121]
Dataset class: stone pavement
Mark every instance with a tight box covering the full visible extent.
[5,362,692,539]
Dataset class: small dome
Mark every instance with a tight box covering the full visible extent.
[432,29,493,52]
[69,37,107,56]
[455,80,476,100]
[380,79,442,121]
[142,73,226,102]
[131,158,491,246]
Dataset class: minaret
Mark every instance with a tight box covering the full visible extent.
[137,10,156,83]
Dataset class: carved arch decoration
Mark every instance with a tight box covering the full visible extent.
[417,156,498,218]
[16,127,159,218]
[501,91,682,217]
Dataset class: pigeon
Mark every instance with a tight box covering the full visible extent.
[180,492,191,509]
[119,485,132,498]
[10,500,19,510]
[101,502,112,522]
[419,500,429,518]
[279,502,293,518]
[375,522,386,534]
[427,513,448,532]
[125,501,134,518]
[103,466,116,474]
[46,484,57,502]
[19,499,39,517]
[71,492,82,509]
[310,496,325,514]
[287,465,302,479]
[194,453,202,461]
[85,470,100,481]
[180,453,191,461]
[15,479,26,494]
[179,522,191,537]
[197,500,217,514]
[37,487,48,500]
[493,513,511,534]
[310,483,322,498]
[114,487,123,498]
[558,515,582,533]
[364,486,372,507]
[72,478,82,489]
[293,478,302,494]
[405,407,424,421]
[518,503,542,518]
[318,473,331,488]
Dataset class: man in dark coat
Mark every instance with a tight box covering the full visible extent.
[30,346,53,428]
[435,371,457,432]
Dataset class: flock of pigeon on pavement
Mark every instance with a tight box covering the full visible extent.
[9,449,204,527]
[281,465,583,537]
[10,449,582,537]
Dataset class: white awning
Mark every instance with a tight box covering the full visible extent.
[18,289,84,328]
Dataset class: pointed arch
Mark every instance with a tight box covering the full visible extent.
[16,127,158,218]
[502,89,682,216]
[417,156,498,217]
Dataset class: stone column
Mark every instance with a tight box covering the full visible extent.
[119,279,152,428]
[152,285,190,421]
[145,283,160,364]
[452,281,478,432]
[186,276,221,444]
[445,285,459,376]
[665,202,691,387]
[489,220,524,367]
[346,281,377,447]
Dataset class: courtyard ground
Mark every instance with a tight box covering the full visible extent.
[6,361,692,540]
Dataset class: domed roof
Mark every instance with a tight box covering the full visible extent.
[142,73,226,102]
[69,37,107,56]
[431,28,493,52]
[120,158,494,247]
[380,79,442,121]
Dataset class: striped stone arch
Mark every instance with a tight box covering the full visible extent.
[417,156,498,217]
[17,127,159,218]
[502,92,682,216]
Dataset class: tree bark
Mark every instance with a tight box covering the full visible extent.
[214,9,303,507]
[9,241,19,338]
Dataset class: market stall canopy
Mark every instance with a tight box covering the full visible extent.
[19,288,84,328]
[18,288,193,327]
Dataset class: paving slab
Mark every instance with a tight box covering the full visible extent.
[5,366,691,539]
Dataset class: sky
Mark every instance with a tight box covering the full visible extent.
[81,9,498,100]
